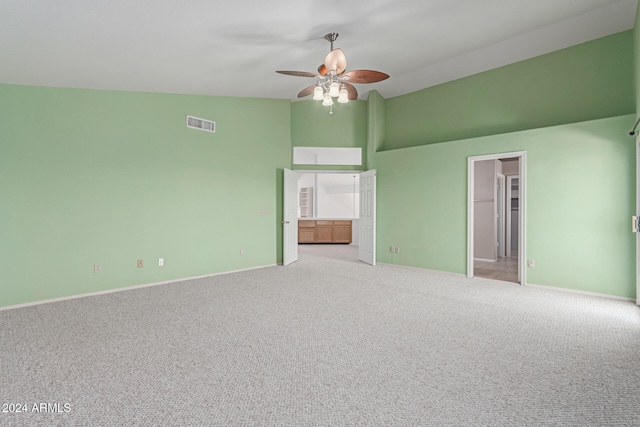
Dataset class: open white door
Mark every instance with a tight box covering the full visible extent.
[497,173,505,258]
[636,138,640,305]
[359,169,376,265]
[506,175,519,257]
[283,168,299,266]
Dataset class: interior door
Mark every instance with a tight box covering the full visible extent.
[283,168,299,266]
[636,138,640,305]
[358,169,376,265]
[496,173,505,258]
[506,175,519,257]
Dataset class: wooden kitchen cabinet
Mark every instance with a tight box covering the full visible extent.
[298,220,352,243]
[298,220,316,243]
[315,220,334,243]
[333,221,352,243]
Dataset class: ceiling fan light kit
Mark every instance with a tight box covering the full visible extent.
[276,32,389,113]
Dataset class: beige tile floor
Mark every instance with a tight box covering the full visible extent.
[474,256,519,283]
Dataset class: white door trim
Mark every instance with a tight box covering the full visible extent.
[468,151,527,284]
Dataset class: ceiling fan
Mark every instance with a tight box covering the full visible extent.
[276,33,389,106]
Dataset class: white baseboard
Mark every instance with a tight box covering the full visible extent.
[377,262,468,278]
[381,262,635,303]
[526,282,636,303]
[0,264,277,312]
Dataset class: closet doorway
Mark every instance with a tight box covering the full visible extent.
[467,152,526,285]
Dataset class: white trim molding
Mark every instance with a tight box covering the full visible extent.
[527,282,636,303]
[0,264,277,312]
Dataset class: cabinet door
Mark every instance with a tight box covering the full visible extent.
[298,220,316,243]
[333,221,352,243]
[315,221,333,242]
[299,228,316,243]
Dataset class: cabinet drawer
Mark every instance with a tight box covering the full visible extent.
[333,220,352,226]
[299,220,316,228]
[316,220,334,226]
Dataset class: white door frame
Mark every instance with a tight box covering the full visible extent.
[468,151,527,284]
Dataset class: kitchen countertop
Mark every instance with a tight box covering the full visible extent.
[298,218,356,221]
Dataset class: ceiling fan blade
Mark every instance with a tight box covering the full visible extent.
[276,70,317,78]
[324,48,347,75]
[343,70,390,84]
[342,83,359,100]
[297,84,317,98]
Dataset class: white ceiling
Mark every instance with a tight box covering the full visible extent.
[0,0,636,101]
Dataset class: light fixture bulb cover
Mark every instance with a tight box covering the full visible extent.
[329,82,340,97]
[322,94,334,106]
[338,87,349,103]
[313,85,324,100]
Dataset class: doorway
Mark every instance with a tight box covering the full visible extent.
[467,152,526,284]
[283,169,376,266]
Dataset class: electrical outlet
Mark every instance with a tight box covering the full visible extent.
[240,249,245,256]
[260,210,269,216]
[158,258,164,267]
[94,264,102,273]
[528,259,535,268]
[390,246,395,253]
[137,259,144,268]
[396,246,400,254]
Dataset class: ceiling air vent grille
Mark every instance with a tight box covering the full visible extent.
[186,115,215,133]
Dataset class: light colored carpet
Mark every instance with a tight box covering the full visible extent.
[1,244,639,426]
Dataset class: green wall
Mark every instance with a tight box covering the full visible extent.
[367,91,385,166]
[290,99,367,170]
[0,84,291,307]
[635,5,640,113]
[2,25,637,308]
[373,115,636,298]
[384,31,634,149]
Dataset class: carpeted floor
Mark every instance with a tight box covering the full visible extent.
[1,244,639,426]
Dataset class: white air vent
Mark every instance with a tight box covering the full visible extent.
[186,115,215,133]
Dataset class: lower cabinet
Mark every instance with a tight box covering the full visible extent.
[298,224,316,243]
[315,221,334,243]
[333,221,352,243]
[298,220,352,243]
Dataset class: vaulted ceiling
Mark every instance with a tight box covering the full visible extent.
[0,0,636,101]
